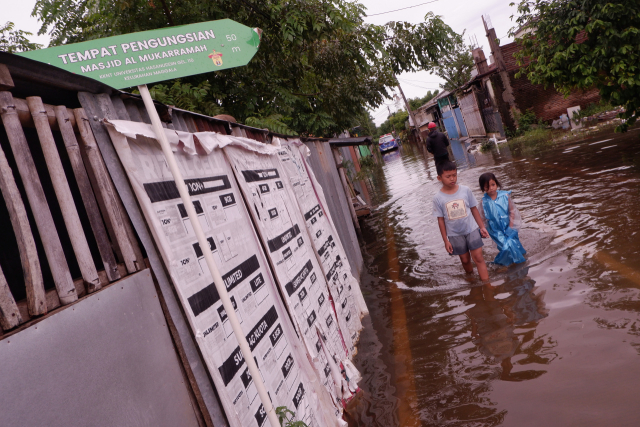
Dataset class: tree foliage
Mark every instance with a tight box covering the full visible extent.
[351,111,377,137]
[144,80,225,117]
[432,34,474,91]
[377,90,439,136]
[511,0,640,130]
[379,110,408,136]
[32,0,457,136]
[0,22,43,53]
[408,89,440,110]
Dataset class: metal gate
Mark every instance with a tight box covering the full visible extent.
[477,86,506,136]
[458,89,487,137]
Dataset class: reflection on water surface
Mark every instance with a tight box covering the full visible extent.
[349,130,640,426]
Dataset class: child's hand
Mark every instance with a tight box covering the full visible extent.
[445,240,453,254]
[479,227,489,238]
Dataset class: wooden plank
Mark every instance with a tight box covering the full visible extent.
[0,263,23,330]
[12,98,76,131]
[0,64,14,90]
[96,94,146,268]
[54,105,120,285]
[77,129,125,263]
[73,107,139,274]
[28,97,101,293]
[0,91,78,305]
[0,126,46,316]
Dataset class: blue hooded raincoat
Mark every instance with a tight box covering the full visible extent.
[482,190,526,266]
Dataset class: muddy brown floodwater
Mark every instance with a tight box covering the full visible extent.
[346,129,640,427]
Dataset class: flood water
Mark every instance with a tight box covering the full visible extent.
[347,129,640,426]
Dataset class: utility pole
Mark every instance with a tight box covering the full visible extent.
[386,105,397,136]
[397,83,423,143]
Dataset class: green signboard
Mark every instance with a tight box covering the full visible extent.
[17,19,260,89]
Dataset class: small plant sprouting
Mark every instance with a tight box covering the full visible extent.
[275,406,309,427]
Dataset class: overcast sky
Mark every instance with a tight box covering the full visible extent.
[5,0,519,125]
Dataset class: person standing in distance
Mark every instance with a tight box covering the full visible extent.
[425,122,450,166]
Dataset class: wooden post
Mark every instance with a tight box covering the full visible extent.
[74,107,139,274]
[54,105,120,286]
[94,94,145,269]
[27,97,101,292]
[0,137,46,316]
[0,91,77,305]
[0,264,22,330]
[332,147,361,234]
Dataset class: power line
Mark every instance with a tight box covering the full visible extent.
[397,77,443,84]
[397,79,441,91]
[365,0,441,17]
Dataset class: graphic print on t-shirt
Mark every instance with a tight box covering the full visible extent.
[445,199,467,220]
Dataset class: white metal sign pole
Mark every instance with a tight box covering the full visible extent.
[138,84,281,427]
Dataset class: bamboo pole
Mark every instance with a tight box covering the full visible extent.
[0,91,77,305]
[74,107,139,274]
[0,135,46,316]
[28,97,101,292]
[12,98,76,131]
[54,105,119,286]
[0,263,22,330]
[138,84,281,427]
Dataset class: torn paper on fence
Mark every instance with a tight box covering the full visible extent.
[106,119,280,155]
[276,139,369,333]
[105,122,340,427]
[224,143,361,413]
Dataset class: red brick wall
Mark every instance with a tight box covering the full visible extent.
[499,41,600,122]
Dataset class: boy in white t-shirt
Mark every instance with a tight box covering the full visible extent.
[432,161,490,282]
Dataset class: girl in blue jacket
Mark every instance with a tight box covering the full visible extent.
[479,172,526,266]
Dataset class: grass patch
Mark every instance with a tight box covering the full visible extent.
[507,128,554,153]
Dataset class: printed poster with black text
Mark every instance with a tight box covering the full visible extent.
[105,130,339,427]
[224,145,356,413]
[276,141,366,349]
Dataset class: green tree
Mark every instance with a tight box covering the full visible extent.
[0,22,42,53]
[408,89,440,110]
[379,110,409,135]
[351,111,377,137]
[432,34,474,91]
[511,0,640,130]
[32,0,457,136]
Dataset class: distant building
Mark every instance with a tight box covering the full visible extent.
[482,15,600,130]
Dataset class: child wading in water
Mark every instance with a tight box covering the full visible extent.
[433,161,490,282]
[479,172,526,266]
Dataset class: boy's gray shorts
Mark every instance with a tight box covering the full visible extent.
[449,228,484,255]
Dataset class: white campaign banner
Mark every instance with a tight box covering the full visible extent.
[274,139,368,347]
[224,144,361,414]
[105,121,339,427]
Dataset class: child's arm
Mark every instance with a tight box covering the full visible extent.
[437,217,453,254]
[470,206,489,238]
